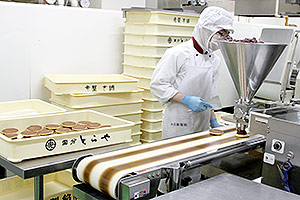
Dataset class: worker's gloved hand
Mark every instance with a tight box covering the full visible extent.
[210,117,221,128]
[181,95,212,112]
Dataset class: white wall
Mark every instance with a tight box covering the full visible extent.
[101,0,146,10]
[0,2,125,101]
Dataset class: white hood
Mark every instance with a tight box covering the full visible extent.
[192,6,234,53]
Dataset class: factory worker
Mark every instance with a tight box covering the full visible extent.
[150,6,234,139]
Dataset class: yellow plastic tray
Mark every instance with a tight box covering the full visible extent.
[132,121,142,134]
[124,44,169,57]
[125,10,199,25]
[45,74,139,94]
[139,87,155,99]
[51,100,144,116]
[142,97,164,110]
[123,74,152,88]
[141,118,162,130]
[123,64,155,79]
[0,110,134,162]
[124,33,191,47]
[124,22,194,36]
[140,138,156,144]
[115,111,143,123]
[123,53,160,67]
[129,131,142,146]
[141,108,163,120]
[0,170,75,200]
[50,89,143,108]
[141,129,162,141]
[0,99,66,119]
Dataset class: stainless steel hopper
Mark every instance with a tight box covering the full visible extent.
[219,41,287,136]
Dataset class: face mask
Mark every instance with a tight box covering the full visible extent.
[208,34,224,51]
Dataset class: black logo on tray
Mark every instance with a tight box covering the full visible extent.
[45,139,56,151]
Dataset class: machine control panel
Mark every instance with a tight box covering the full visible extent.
[271,139,285,154]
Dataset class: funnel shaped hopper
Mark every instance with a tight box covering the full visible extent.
[219,42,287,103]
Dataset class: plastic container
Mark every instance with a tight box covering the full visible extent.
[129,131,142,146]
[125,11,199,25]
[124,22,194,36]
[142,97,164,110]
[0,170,75,200]
[123,74,152,88]
[124,44,168,57]
[114,111,143,123]
[123,64,155,79]
[139,87,155,98]
[141,128,162,140]
[44,74,139,94]
[123,53,160,67]
[141,118,162,130]
[124,33,191,47]
[141,108,163,120]
[51,100,144,116]
[0,99,66,119]
[140,138,156,144]
[50,89,143,108]
[0,110,134,162]
[132,121,142,134]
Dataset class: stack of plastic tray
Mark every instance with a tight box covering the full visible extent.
[45,74,143,146]
[123,10,199,143]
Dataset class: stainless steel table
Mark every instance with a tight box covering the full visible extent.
[0,143,128,200]
[156,173,300,200]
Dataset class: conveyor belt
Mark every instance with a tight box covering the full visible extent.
[74,126,262,199]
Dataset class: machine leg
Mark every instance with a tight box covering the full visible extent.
[34,175,44,200]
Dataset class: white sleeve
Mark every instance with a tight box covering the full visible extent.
[210,56,222,109]
[150,48,184,105]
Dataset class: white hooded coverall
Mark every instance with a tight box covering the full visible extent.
[150,7,234,139]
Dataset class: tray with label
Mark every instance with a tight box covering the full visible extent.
[0,110,134,162]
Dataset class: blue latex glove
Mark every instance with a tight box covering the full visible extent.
[210,117,221,128]
[181,95,212,112]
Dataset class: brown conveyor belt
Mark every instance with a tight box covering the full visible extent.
[75,126,261,199]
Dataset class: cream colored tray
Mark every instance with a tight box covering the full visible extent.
[125,11,199,25]
[124,44,169,57]
[123,74,152,88]
[123,53,160,67]
[115,111,143,123]
[50,89,143,108]
[141,129,162,140]
[124,33,191,47]
[0,110,134,162]
[123,64,155,79]
[142,97,164,110]
[0,170,75,200]
[45,74,139,94]
[51,100,144,116]
[141,108,163,120]
[141,118,162,130]
[132,121,142,134]
[129,131,142,146]
[0,99,66,119]
[124,22,194,36]
[139,87,154,98]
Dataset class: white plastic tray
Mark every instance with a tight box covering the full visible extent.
[0,110,134,162]
[0,170,75,200]
[141,128,162,141]
[123,74,152,88]
[125,22,194,36]
[115,111,143,123]
[45,74,139,94]
[132,121,142,134]
[141,118,162,130]
[139,87,155,98]
[50,89,143,108]
[0,99,66,119]
[51,100,144,116]
[125,11,199,25]
[142,97,164,110]
[123,64,155,79]
[129,131,142,146]
[123,53,160,67]
[141,108,163,120]
[124,44,169,57]
[124,33,191,47]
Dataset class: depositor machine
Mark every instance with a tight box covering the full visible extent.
[71,37,296,199]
